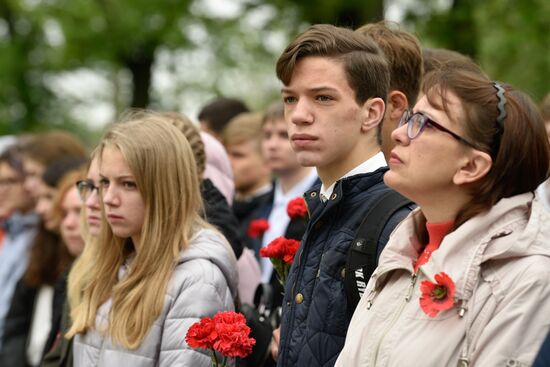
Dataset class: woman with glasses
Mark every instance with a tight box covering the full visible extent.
[43,157,100,367]
[66,114,238,366]
[336,67,550,366]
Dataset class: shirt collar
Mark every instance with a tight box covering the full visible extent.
[320,151,386,202]
[274,168,318,206]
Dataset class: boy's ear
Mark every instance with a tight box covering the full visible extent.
[361,97,385,132]
[453,150,493,185]
[387,91,409,121]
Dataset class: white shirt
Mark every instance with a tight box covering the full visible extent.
[260,168,318,283]
[319,152,387,202]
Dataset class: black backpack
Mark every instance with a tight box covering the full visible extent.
[344,190,413,313]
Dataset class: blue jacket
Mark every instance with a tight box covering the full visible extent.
[277,168,412,367]
[534,329,550,367]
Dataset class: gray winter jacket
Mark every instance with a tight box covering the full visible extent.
[73,228,238,367]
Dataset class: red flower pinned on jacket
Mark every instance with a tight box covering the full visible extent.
[286,197,308,220]
[260,236,300,285]
[185,311,255,366]
[419,272,456,318]
[247,219,269,238]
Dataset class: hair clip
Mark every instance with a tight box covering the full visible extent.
[492,81,507,130]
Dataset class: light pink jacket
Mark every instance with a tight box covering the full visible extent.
[336,193,550,367]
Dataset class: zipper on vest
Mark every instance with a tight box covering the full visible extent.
[372,272,417,365]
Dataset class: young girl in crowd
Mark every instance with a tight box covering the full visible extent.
[336,68,550,366]
[43,156,101,367]
[67,114,238,366]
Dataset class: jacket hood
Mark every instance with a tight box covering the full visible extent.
[178,227,239,297]
[376,192,550,301]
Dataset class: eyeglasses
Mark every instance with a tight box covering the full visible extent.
[399,109,477,148]
[0,177,23,187]
[76,179,99,201]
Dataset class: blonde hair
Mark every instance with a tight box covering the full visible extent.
[66,151,99,314]
[67,113,208,349]
[222,112,264,150]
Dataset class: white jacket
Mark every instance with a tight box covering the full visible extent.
[336,193,550,367]
[74,228,238,367]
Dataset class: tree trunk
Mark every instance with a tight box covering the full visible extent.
[124,46,155,108]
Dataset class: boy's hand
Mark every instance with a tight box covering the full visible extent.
[271,327,280,360]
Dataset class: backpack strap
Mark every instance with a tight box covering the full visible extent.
[345,190,412,313]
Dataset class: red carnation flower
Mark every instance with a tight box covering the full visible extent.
[212,312,256,358]
[286,197,308,219]
[419,272,456,317]
[260,236,300,264]
[260,236,300,285]
[185,311,256,365]
[247,219,269,238]
[185,316,217,349]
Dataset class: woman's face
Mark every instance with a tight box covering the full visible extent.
[100,146,145,245]
[35,180,58,230]
[0,162,33,218]
[384,91,471,205]
[60,186,85,257]
[85,158,102,236]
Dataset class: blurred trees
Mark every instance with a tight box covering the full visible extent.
[0,0,548,138]
[407,0,550,100]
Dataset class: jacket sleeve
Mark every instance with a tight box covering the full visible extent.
[471,269,550,366]
[158,258,235,367]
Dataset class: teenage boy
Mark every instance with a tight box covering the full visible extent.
[198,97,249,142]
[255,102,318,275]
[223,112,273,248]
[273,24,413,367]
[356,21,423,161]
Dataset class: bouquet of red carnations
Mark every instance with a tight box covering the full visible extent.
[185,311,256,366]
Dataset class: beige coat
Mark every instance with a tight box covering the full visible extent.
[336,193,550,367]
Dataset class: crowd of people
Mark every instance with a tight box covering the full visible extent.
[0,20,549,367]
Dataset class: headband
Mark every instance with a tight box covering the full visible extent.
[489,81,508,159]
[492,81,507,130]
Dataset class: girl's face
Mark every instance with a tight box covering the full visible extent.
[384,91,471,205]
[85,158,102,236]
[100,146,145,245]
[35,180,57,230]
[60,187,85,257]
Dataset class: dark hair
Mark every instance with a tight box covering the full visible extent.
[356,21,423,106]
[276,24,390,106]
[198,97,250,134]
[20,130,87,166]
[25,224,72,287]
[0,145,25,177]
[42,157,88,188]
[417,68,550,236]
[422,48,485,77]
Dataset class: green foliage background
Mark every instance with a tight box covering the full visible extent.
[0,0,548,142]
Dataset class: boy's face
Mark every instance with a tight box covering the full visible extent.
[281,56,367,174]
[261,118,302,175]
[226,140,270,194]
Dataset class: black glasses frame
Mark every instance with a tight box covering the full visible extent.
[76,179,99,201]
[399,110,477,148]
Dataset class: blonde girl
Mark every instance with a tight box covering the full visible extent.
[67,114,238,366]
